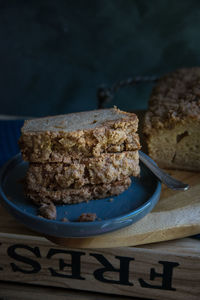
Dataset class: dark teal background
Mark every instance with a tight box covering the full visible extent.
[1,0,200,116]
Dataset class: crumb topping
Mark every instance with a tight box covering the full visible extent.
[144,68,200,132]
[77,213,97,222]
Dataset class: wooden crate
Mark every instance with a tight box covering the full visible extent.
[0,233,200,299]
[0,222,200,299]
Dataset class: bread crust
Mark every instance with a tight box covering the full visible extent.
[144,68,200,135]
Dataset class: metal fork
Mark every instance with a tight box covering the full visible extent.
[139,151,189,191]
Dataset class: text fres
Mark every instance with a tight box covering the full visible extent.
[0,243,179,291]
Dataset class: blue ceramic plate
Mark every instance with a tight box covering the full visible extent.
[0,153,161,238]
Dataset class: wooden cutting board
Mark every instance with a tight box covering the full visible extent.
[0,169,200,248]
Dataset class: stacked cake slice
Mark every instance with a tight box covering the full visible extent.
[19,107,141,209]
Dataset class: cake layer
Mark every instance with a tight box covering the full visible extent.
[26,151,140,190]
[26,177,132,205]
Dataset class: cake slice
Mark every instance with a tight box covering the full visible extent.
[26,177,132,205]
[26,151,140,190]
[144,67,200,171]
[19,107,140,163]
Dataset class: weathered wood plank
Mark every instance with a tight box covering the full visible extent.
[0,281,146,300]
[0,234,199,300]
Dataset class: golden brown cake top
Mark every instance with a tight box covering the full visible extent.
[144,67,200,132]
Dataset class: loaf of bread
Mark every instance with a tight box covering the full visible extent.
[19,107,140,163]
[144,68,200,171]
